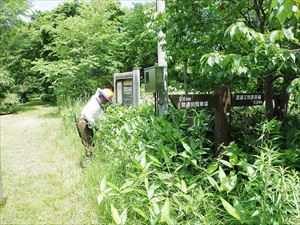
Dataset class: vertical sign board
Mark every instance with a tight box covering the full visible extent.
[114,69,140,106]
[123,79,133,106]
[116,81,123,104]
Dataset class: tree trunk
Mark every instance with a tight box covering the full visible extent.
[273,74,294,123]
[264,74,274,120]
[184,59,188,94]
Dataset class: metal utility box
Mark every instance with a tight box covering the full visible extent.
[144,66,164,93]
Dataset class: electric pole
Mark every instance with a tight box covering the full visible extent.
[0,117,5,206]
[156,0,168,115]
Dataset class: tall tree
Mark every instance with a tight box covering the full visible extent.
[29,0,124,101]
[120,3,156,71]
[200,0,300,121]
[0,0,29,107]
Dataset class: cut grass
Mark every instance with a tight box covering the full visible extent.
[0,101,97,224]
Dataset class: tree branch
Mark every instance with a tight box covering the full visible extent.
[253,0,265,33]
[239,11,255,29]
[258,0,267,20]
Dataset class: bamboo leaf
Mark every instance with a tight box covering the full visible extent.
[222,175,237,192]
[120,209,127,225]
[147,184,158,200]
[219,166,227,183]
[100,179,106,192]
[283,28,294,40]
[219,159,232,168]
[207,176,220,191]
[111,204,121,225]
[270,0,277,9]
[181,179,187,194]
[97,193,104,205]
[208,56,215,67]
[160,199,174,224]
[133,207,148,220]
[140,153,146,169]
[220,197,241,221]
[269,30,279,42]
[251,210,260,217]
[181,141,192,154]
[207,163,218,174]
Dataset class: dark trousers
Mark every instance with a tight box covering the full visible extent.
[77,118,94,155]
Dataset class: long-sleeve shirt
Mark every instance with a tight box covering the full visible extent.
[80,89,104,127]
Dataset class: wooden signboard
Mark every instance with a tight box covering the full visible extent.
[169,94,215,109]
[232,93,264,107]
[169,87,265,153]
[170,93,265,109]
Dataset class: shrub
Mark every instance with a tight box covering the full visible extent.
[0,93,20,113]
[0,68,20,113]
[62,102,300,224]
[40,93,56,103]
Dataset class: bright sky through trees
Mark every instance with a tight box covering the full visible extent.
[30,0,155,11]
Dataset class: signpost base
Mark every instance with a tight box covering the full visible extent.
[214,86,231,155]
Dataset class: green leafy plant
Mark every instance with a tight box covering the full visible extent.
[59,103,299,224]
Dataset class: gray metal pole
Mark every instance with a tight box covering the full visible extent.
[0,117,4,205]
[0,155,3,205]
[156,0,168,115]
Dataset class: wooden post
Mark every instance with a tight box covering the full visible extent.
[264,75,274,120]
[183,59,188,94]
[214,85,231,154]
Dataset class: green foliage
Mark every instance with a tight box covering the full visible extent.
[270,0,300,23]
[0,69,14,97]
[201,21,299,79]
[0,0,31,104]
[2,0,299,223]
[231,107,300,170]
[0,68,19,113]
[0,0,28,30]
[0,93,19,113]
[120,3,156,70]
[26,0,123,102]
[288,78,300,106]
[58,103,300,224]
[199,0,300,114]
[161,0,237,91]
[3,0,156,103]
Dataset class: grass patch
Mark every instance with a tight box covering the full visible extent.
[0,102,97,224]
[13,99,52,113]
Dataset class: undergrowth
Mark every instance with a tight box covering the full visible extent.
[61,103,300,225]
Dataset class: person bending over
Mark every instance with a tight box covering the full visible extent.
[77,88,113,159]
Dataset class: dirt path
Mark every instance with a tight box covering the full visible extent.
[0,101,98,224]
